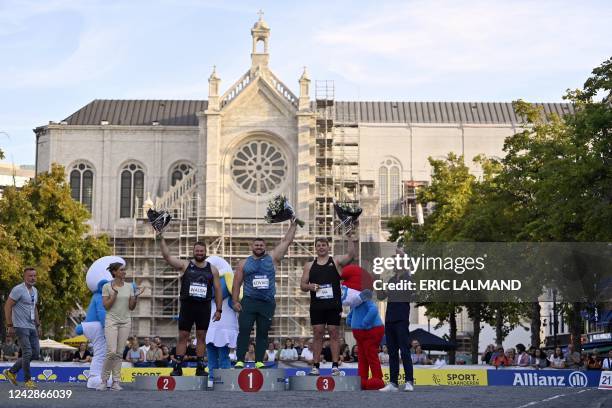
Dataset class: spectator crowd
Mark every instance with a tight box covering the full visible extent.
[2,335,611,371]
[481,342,611,370]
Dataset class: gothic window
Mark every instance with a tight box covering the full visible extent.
[379,158,402,217]
[230,140,287,195]
[70,162,94,213]
[170,162,193,186]
[120,163,144,218]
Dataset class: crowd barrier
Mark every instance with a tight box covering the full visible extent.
[0,363,608,388]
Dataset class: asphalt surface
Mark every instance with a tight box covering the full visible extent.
[0,383,610,408]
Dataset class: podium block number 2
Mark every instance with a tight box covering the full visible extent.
[157,376,176,391]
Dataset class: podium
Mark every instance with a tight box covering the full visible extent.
[132,375,209,391]
[289,375,361,391]
[212,368,286,392]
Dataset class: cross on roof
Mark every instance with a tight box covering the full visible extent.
[257,9,264,20]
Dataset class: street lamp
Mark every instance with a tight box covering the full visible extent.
[552,289,558,347]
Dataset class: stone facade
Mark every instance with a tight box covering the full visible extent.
[33,16,567,339]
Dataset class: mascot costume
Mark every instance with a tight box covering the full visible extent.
[76,256,126,389]
[205,256,238,379]
[341,264,385,390]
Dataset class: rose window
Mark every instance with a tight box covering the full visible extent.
[231,140,287,195]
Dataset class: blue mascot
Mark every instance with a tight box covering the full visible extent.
[76,256,126,389]
[341,265,385,390]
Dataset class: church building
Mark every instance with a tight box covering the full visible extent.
[34,15,571,339]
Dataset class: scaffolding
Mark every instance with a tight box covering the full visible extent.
[111,180,318,340]
[314,80,335,238]
[108,80,365,341]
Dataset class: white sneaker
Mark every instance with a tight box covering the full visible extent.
[308,367,320,376]
[110,381,123,391]
[331,367,341,376]
[96,382,108,391]
[404,382,414,392]
[379,383,399,392]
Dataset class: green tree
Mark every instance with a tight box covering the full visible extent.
[390,154,533,362]
[501,58,612,350]
[0,164,110,337]
[421,302,462,364]
[389,154,474,364]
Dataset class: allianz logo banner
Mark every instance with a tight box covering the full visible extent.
[488,369,601,387]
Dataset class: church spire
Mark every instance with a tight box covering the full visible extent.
[208,65,221,110]
[251,10,270,70]
[299,66,310,110]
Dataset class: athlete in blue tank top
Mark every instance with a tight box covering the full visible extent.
[232,219,298,368]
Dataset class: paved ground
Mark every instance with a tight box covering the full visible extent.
[0,383,610,408]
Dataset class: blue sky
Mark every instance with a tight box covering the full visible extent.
[1,0,611,165]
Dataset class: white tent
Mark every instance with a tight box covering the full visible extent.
[39,338,77,351]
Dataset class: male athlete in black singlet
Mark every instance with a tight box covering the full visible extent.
[160,237,222,376]
[300,235,357,375]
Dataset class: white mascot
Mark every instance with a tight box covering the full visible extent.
[76,256,125,389]
[205,256,238,380]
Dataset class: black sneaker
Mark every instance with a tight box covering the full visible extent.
[170,366,183,376]
[195,365,208,376]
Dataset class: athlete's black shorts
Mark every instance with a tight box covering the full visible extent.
[310,306,342,326]
[178,299,211,332]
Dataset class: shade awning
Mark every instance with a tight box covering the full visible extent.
[61,335,88,347]
[39,338,77,351]
[407,328,457,351]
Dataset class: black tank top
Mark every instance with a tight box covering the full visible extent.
[180,261,213,302]
[309,257,341,310]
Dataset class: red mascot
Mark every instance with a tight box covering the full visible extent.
[341,265,385,390]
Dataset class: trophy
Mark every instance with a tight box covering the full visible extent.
[334,202,362,234]
[264,195,305,227]
[147,208,172,234]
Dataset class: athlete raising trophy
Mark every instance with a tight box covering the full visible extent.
[232,195,299,369]
[300,232,358,376]
[159,235,223,376]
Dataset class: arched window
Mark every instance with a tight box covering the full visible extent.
[120,163,144,218]
[170,162,193,187]
[70,162,94,213]
[379,158,402,217]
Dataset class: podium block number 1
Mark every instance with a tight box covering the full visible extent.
[238,369,264,392]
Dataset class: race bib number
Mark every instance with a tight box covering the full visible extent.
[316,284,334,299]
[189,283,208,298]
[252,276,269,290]
[599,371,612,390]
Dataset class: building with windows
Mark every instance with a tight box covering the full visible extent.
[34,16,572,339]
[0,163,35,197]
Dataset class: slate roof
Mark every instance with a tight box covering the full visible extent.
[61,99,573,126]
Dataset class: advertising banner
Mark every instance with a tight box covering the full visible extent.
[487,369,601,387]
[382,368,488,386]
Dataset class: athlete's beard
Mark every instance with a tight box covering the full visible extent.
[194,255,206,263]
[252,249,266,257]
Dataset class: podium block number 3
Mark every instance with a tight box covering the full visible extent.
[316,376,335,391]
